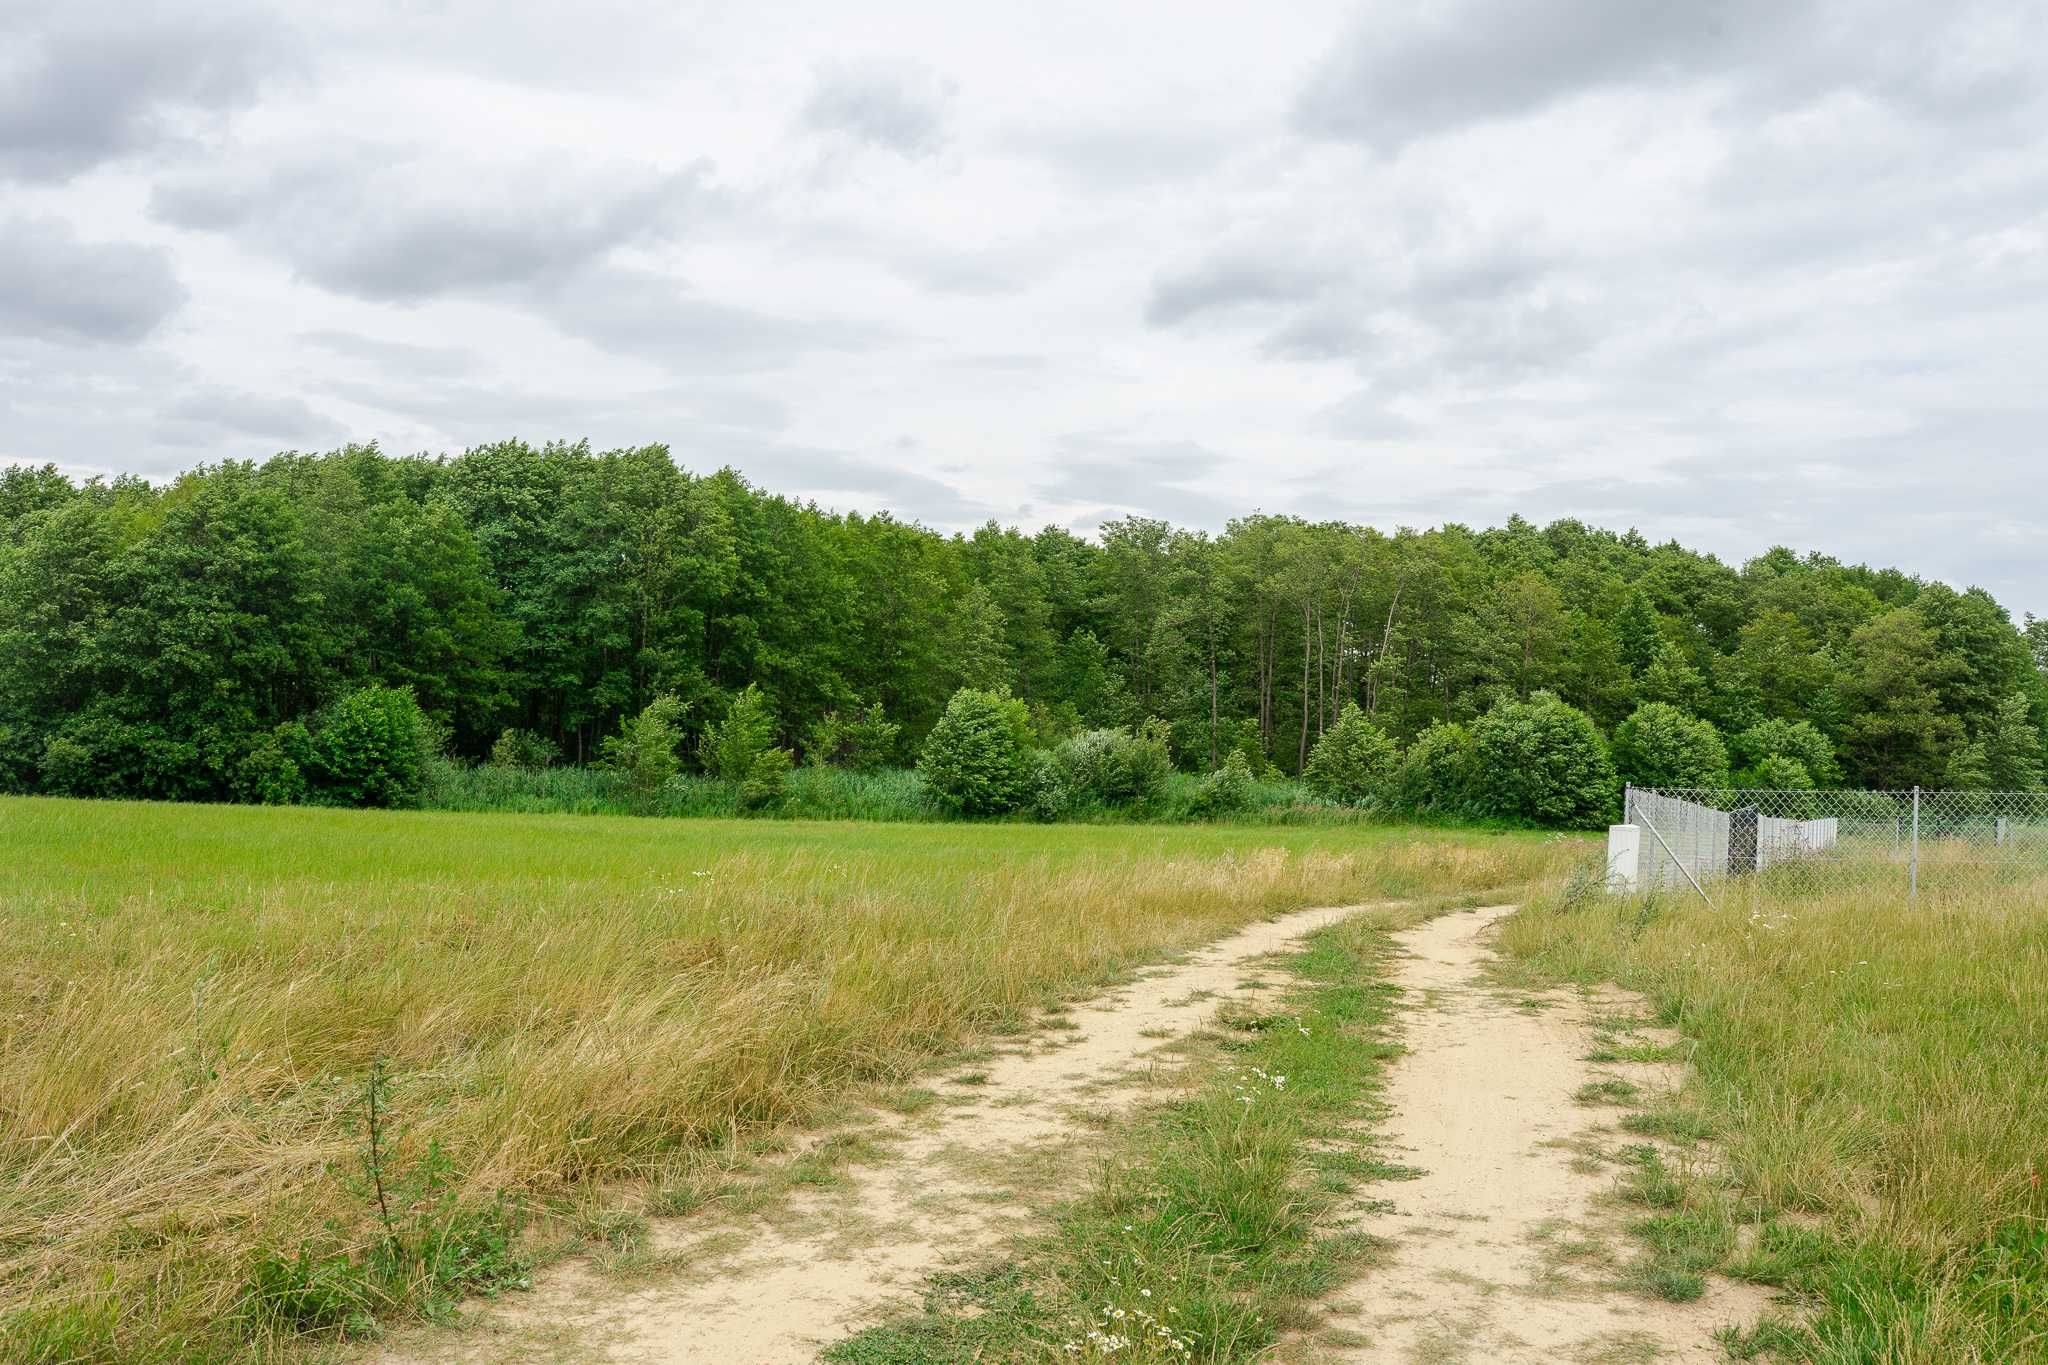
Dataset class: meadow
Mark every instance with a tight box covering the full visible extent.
[1503,871,2048,1362]
[0,796,1577,1360]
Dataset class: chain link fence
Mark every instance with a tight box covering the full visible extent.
[1609,785,2048,902]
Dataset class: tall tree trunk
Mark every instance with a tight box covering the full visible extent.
[1370,581,1404,715]
[1298,600,1313,771]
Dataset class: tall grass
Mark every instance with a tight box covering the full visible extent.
[0,797,1582,1359]
[1501,872,2048,1362]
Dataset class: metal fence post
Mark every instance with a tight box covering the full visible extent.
[1909,786,1920,901]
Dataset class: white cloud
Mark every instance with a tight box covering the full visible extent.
[1,0,2044,617]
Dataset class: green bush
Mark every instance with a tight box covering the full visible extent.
[1730,717,1840,787]
[234,722,311,805]
[1611,703,1730,790]
[37,735,94,797]
[1389,721,1479,814]
[1227,718,1277,779]
[1470,691,1617,827]
[919,687,1038,817]
[600,694,687,800]
[1192,750,1256,816]
[1052,719,1173,809]
[803,700,900,771]
[702,685,794,809]
[1302,703,1397,805]
[488,727,559,770]
[308,686,431,808]
[1749,754,1815,790]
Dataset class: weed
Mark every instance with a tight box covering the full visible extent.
[1573,1078,1642,1106]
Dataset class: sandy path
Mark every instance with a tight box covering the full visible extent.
[382,902,1366,1365]
[1314,904,1768,1363]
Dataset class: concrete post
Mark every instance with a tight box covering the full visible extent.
[1607,824,1641,893]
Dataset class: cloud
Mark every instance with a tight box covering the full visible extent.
[1294,0,2040,150]
[1144,254,1340,327]
[1039,436,1242,525]
[800,59,954,159]
[297,329,480,379]
[158,386,345,448]
[152,144,717,302]
[536,264,885,371]
[1002,122,1234,189]
[0,0,294,181]
[0,216,185,344]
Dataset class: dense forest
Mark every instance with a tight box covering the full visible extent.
[2,441,2044,814]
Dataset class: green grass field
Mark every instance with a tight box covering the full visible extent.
[0,797,1575,1360]
[1503,873,2048,1362]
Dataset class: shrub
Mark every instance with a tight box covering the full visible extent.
[234,722,311,805]
[37,735,94,797]
[1227,718,1277,779]
[1053,719,1173,809]
[1192,749,1256,816]
[308,686,431,808]
[803,700,900,771]
[1470,691,1617,827]
[919,687,1037,817]
[1389,721,1479,814]
[1611,703,1730,790]
[1731,718,1840,787]
[488,727,559,770]
[600,694,687,800]
[1750,754,1815,791]
[702,685,794,808]
[1302,703,1397,805]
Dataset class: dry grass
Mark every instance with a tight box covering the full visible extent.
[1502,868,2048,1362]
[0,797,1582,1359]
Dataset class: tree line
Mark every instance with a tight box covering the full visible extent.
[2,440,2043,816]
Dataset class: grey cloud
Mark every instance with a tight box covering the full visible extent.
[1,0,293,182]
[0,216,185,344]
[297,330,481,379]
[1296,0,2039,149]
[537,265,884,372]
[1002,123,1233,189]
[800,59,954,159]
[153,144,716,302]
[1322,391,1416,441]
[1145,255,1340,327]
[1040,436,1241,525]
[158,386,345,448]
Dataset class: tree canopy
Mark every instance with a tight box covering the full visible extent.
[3,443,2043,811]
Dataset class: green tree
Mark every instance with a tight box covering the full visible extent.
[1302,703,1397,805]
[919,688,1037,817]
[1611,703,1730,790]
[1841,609,1964,788]
[1966,695,2048,789]
[702,684,793,808]
[1470,692,1616,827]
[601,694,688,799]
[1614,587,1662,677]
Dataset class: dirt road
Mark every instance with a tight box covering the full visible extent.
[1312,903,1767,1362]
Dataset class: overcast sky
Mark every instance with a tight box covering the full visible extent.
[4,0,2044,615]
